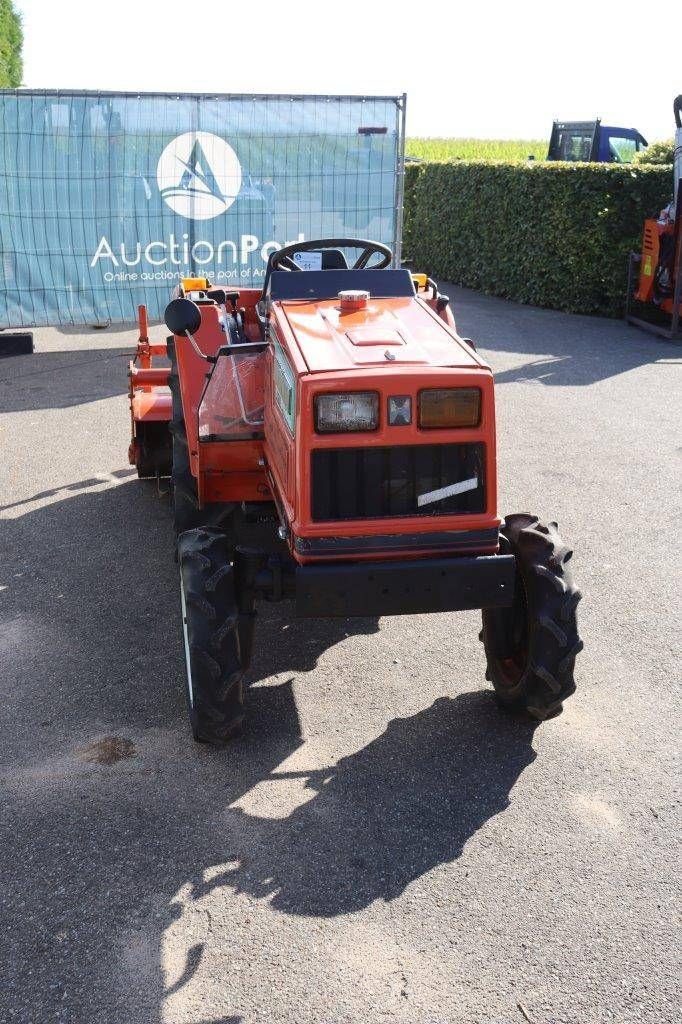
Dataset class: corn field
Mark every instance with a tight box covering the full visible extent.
[406,138,546,162]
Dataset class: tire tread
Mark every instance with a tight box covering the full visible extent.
[178,527,245,743]
[482,515,582,720]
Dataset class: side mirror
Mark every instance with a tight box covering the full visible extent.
[164,298,202,336]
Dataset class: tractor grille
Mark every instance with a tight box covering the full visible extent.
[311,443,486,522]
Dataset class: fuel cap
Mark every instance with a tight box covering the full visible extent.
[339,289,369,312]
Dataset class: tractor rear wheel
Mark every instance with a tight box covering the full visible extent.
[178,527,245,744]
[134,421,172,480]
[481,514,582,720]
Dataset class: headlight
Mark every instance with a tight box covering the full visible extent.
[314,392,379,433]
[419,388,481,429]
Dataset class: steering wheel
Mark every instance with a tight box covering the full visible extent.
[270,237,392,273]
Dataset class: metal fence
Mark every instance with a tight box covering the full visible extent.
[0,91,405,326]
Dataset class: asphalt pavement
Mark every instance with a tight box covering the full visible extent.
[0,288,680,1024]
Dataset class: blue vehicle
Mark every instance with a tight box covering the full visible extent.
[547,120,648,163]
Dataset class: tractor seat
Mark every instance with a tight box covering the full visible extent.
[256,248,349,335]
[320,248,348,270]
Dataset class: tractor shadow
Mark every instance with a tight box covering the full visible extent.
[0,478,379,1020]
[0,478,378,759]
[447,284,679,386]
[0,346,134,412]
[194,690,537,918]
[0,477,537,1021]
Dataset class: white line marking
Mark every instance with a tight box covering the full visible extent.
[417,476,479,507]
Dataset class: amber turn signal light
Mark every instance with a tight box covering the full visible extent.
[419,388,481,429]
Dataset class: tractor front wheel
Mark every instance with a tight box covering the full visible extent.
[481,514,582,720]
[178,527,246,744]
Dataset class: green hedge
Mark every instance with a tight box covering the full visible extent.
[0,0,22,88]
[634,139,674,165]
[403,161,671,316]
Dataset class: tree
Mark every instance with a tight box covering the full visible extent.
[0,1,22,88]
[634,139,675,166]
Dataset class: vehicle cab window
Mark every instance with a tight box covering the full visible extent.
[608,137,638,163]
[557,130,593,161]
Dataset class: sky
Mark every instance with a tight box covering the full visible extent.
[15,0,682,141]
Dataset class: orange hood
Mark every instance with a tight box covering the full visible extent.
[280,296,486,374]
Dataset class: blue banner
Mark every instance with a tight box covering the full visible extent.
[0,92,404,326]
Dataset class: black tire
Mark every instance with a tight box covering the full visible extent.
[134,421,172,479]
[167,338,234,536]
[481,514,582,720]
[178,527,245,744]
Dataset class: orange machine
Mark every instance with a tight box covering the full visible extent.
[128,239,582,744]
[634,218,677,308]
[627,95,682,339]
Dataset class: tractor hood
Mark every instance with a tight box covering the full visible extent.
[280,297,484,373]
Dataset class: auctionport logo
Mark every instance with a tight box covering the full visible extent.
[89,129,305,280]
[156,131,242,220]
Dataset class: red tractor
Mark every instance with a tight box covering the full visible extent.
[128,238,582,744]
